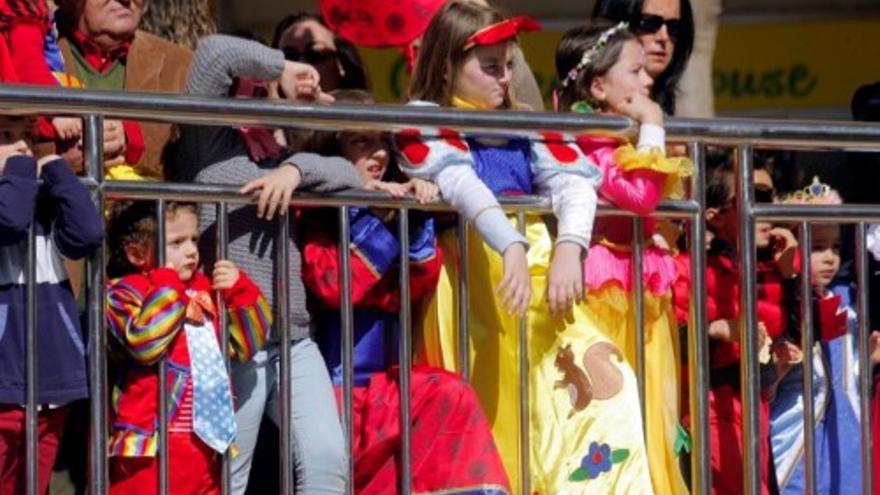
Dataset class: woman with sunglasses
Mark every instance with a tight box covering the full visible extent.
[593,0,694,115]
[272,13,370,93]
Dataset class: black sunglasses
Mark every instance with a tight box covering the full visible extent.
[633,14,681,39]
[282,46,338,66]
[754,186,776,203]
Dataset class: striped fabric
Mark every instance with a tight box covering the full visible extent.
[106,280,186,365]
[227,294,271,362]
[106,269,271,458]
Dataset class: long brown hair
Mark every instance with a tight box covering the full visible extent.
[554,21,636,112]
[409,1,514,109]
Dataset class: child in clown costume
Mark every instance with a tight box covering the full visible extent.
[395,3,653,493]
[554,22,694,495]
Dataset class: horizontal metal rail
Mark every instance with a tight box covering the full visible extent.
[0,85,879,149]
[97,180,700,217]
[6,82,879,495]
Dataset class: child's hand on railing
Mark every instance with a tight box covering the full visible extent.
[365,179,411,198]
[239,163,302,220]
[279,61,334,105]
[407,178,439,204]
[547,242,584,317]
[212,260,241,291]
[497,243,531,317]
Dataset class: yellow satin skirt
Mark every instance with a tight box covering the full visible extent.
[585,286,689,495]
[415,216,653,494]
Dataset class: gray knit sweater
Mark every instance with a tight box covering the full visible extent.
[170,35,363,341]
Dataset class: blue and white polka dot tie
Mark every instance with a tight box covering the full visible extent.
[185,321,236,453]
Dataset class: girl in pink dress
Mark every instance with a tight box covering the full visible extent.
[555,21,693,495]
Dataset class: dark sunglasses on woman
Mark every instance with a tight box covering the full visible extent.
[282,46,338,66]
[633,14,681,39]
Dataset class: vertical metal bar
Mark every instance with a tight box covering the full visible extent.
[516,212,530,495]
[856,222,874,495]
[277,216,292,495]
[216,203,231,495]
[799,222,817,495]
[156,199,169,495]
[25,202,38,495]
[338,206,355,495]
[735,144,761,495]
[688,141,712,494]
[633,217,647,433]
[457,215,470,379]
[398,209,413,495]
[84,114,108,495]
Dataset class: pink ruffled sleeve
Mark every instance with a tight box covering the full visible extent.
[593,147,666,216]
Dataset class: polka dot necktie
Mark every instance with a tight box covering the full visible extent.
[184,316,236,454]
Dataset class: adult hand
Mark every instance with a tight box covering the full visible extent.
[547,242,584,317]
[51,117,82,141]
[239,164,302,220]
[279,61,334,104]
[103,120,126,161]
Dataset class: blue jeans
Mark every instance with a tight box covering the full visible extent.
[230,338,346,494]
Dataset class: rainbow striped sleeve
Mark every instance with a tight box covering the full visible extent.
[227,293,272,362]
[106,280,186,364]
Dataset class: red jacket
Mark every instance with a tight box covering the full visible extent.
[706,240,797,370]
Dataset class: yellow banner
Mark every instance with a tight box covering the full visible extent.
[359,18,880,112]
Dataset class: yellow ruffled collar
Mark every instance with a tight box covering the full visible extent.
[451,96,492,110]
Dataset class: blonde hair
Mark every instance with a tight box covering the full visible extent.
[408,1,515,109]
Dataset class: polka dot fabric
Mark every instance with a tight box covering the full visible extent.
[184,320,236,454]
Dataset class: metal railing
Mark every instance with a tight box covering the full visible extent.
[2,84,880,495]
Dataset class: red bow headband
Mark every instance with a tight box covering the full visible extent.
[462,15,542,51]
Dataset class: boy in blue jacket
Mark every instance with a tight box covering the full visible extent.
[0,116,103,495]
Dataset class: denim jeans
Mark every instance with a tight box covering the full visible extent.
[229,338,346,494]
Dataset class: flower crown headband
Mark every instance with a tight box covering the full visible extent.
[559,21,629,90]
[552,21,629,112]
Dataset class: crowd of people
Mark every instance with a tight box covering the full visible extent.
[0,0,878,494]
